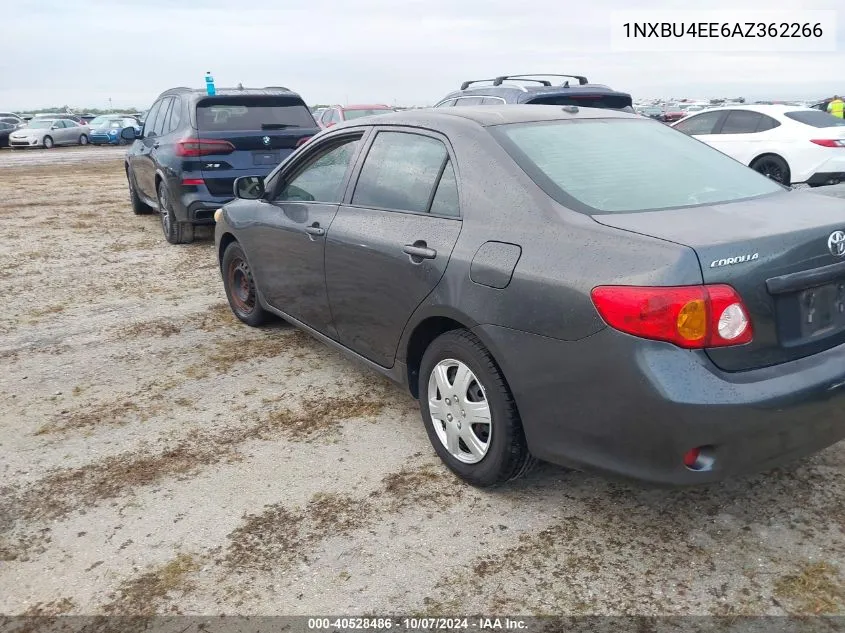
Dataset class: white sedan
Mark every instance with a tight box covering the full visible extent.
[672,104,845,186]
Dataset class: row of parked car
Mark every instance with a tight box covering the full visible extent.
[0,111,143,149]
[112,72,845,488]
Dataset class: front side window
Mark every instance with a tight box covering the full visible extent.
[492,119,783,214]
[435,99,456,108]
[276,136,361,203]
[352,131,449,213]
[673,111,724,135]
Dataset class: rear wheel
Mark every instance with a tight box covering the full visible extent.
[419,330,535,487]
[43,136,54,149]
[751,154,790,185]
[78,134,89,146]
[221,241,270,327]
[157,182,194,244]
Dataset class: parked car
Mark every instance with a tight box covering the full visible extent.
[213,104,845,487]
[0,121,15,148]
[636,106,664,120]
[124,87,319,244]
[0,112,24,126]
[318,104,394,128]
[88,115,141,145]
[673,105,845,186]
[433,73,633,111]
[9,118,90,149]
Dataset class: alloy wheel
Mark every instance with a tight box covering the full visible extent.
[427,359,492,464]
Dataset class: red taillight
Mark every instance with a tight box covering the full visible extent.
[590,284,753,349]
[296,136,312,148]
[181,178,204,186]
[683,448,701,468]
[810,139,845,147]
[175,138,235,157]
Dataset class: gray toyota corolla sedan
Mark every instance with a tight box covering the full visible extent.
[214,105,845,487]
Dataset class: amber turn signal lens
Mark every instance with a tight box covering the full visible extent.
[676,299,707,341]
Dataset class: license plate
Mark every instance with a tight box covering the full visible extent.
[798,282,845,338]
[252,151,279,166]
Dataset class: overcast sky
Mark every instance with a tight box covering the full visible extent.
[1,0,843,111]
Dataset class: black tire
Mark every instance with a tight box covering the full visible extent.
[43,136,54,149]
[79,134,89,146]
[750,154,790,185]
[419,329,535,487]
[221,241,270,327]
[127,169,152,215]
[156,181,194,245]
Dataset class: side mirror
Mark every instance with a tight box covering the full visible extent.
[120,127,139,141]
[50,124,59,130]
[234,176,265,200]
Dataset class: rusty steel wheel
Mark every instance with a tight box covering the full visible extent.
[221,241,270,327]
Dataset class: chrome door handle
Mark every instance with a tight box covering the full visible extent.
[403,242,437,261]
[305,224,325,237]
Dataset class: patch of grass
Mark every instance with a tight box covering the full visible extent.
[196,302,238,331]
[36,398,144,435]
[203,330,311,372]
[21,597,75,616]
[774,562,845,614]
[224,492,368,572]
[378,463,462,511]
[119,318,182,339]
[104,554,200,616]
[262,390,387,441]
[29,304,66,318]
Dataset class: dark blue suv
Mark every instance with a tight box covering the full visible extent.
[434,73,633,111]
[124,87,319,244]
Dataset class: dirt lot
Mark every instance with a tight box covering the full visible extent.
[1,150,845,618]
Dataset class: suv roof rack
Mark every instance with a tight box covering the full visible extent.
[493,74,589,87]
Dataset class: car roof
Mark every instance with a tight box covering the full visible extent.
[156,87,304,101]
[329,104,637,130]
[341,104,391,109]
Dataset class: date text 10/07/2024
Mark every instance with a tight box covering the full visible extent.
[307,617,528,630]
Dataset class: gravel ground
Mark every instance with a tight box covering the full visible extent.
[0,145,125,169]
[1,158,844,618]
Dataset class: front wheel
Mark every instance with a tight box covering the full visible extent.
[419,330,535,487]
[78,134,89,146]
[157,182,194,244]
[221,241,270,327]
[750,154,790,185]
[43,136,54,149]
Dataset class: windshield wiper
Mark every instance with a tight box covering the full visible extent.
[261,123,296,130]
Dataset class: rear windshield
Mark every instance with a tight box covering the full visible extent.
[491,119,783,214]
[344,108,392,120]
[526,94,633,110]
[784,110,845,128]
[196,97,316,131]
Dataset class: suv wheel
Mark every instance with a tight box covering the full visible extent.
[157,182,194,245]
[221,241,270,326]
[419,330,535,487]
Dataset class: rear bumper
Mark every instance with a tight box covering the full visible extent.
[806,171,845,187]
[474,324,845,485]
[796,154,845,185]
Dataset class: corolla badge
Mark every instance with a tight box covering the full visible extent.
[710,253,759,268]
[262,136,271,146]
[829,230,845,257]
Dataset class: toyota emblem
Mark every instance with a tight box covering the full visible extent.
[829,230,845,257]
[262,136,271,146]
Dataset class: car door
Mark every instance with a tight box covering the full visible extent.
[63,120,82,144]
[672,111,727,150]
[131,98,167,199]
[324,128,462,368]
[244,132,365,337]
[706,110,768,163]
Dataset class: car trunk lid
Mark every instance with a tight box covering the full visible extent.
[195,95,319,196]
[592,190,845,371]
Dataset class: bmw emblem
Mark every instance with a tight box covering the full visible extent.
[262,136,271,146]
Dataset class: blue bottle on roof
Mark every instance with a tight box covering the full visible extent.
[205,72,216,96]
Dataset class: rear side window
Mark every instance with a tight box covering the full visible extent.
[718,110,762,134]
[481,97,506,105]
[167,98,182,133]
[526,93,633,110]
[492,119,783,214]
[454,97,484,106]
[784,110,845,128]
[196,96,315,131]
[429,160,459,217]
[673,111,723,135]
[756,115,780,131]
[352,132,449,213]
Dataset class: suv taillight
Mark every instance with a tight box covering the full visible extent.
[590,285,752,349]
[175,138,235,157]
[296,136,312,148]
